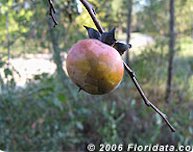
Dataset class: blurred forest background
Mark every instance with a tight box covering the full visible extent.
[0,0,193,151]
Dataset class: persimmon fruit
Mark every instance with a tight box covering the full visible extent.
[66,39,124,95]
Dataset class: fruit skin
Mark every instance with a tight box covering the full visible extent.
[66,39,124,95]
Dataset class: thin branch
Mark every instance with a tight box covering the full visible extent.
[123,62,175,132]
[80,0,176,132]
[80,0,104,33]
[47,0,58,27]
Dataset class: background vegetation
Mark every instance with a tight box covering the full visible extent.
[0,0,193,151]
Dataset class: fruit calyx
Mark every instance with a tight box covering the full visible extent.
[84,26,131,55]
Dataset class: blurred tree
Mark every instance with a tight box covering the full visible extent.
[165,0,175,103]
[0,0,33,56]
[126,0,133,64]
[111,0,133,32]
[5,11,10,63]
[47,0,80,103]
[175,0,193,37]
[135,0,193,37]
[135,0,169,36]
[133,0,193,103]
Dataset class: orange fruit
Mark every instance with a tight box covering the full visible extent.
[66,39,124,95]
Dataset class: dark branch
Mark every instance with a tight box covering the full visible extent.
[47,0,58,27]
[123,62,175,132]
[80,0,176,132]
[80,0,104,33]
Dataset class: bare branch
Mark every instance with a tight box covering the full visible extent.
[80,0,104,33]
[123,62,175,132]
[79,0,176,132]
[47,0,58,27]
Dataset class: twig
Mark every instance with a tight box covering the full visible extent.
[80,0,104,33]
[80,0,176,132]
[47,0,58,27]
[123,62,175,132]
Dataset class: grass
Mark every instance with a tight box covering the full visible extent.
[177,36,193,57]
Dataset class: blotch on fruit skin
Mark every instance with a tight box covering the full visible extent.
[66,39,124,95]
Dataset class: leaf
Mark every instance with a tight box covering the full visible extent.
[100,28,116,45]
[34,74,41,80]
[57,93,66,102]
[84,26,101,39]
[4,68,13,78]
[0,61,5,68]
[113,42,132,55]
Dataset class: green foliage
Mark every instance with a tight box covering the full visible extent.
[0,0,33,49]
[136,0,169,35]
[0,0,82,55]
[0,59,16,90]
[135,0,193,37]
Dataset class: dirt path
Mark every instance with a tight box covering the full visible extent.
[10,54,57,87]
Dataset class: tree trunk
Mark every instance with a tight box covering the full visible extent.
[6,12,10,64]
[49,26,76,118]
[125,0,133,64]
[49,27,67,83]
[165,0,175,103]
